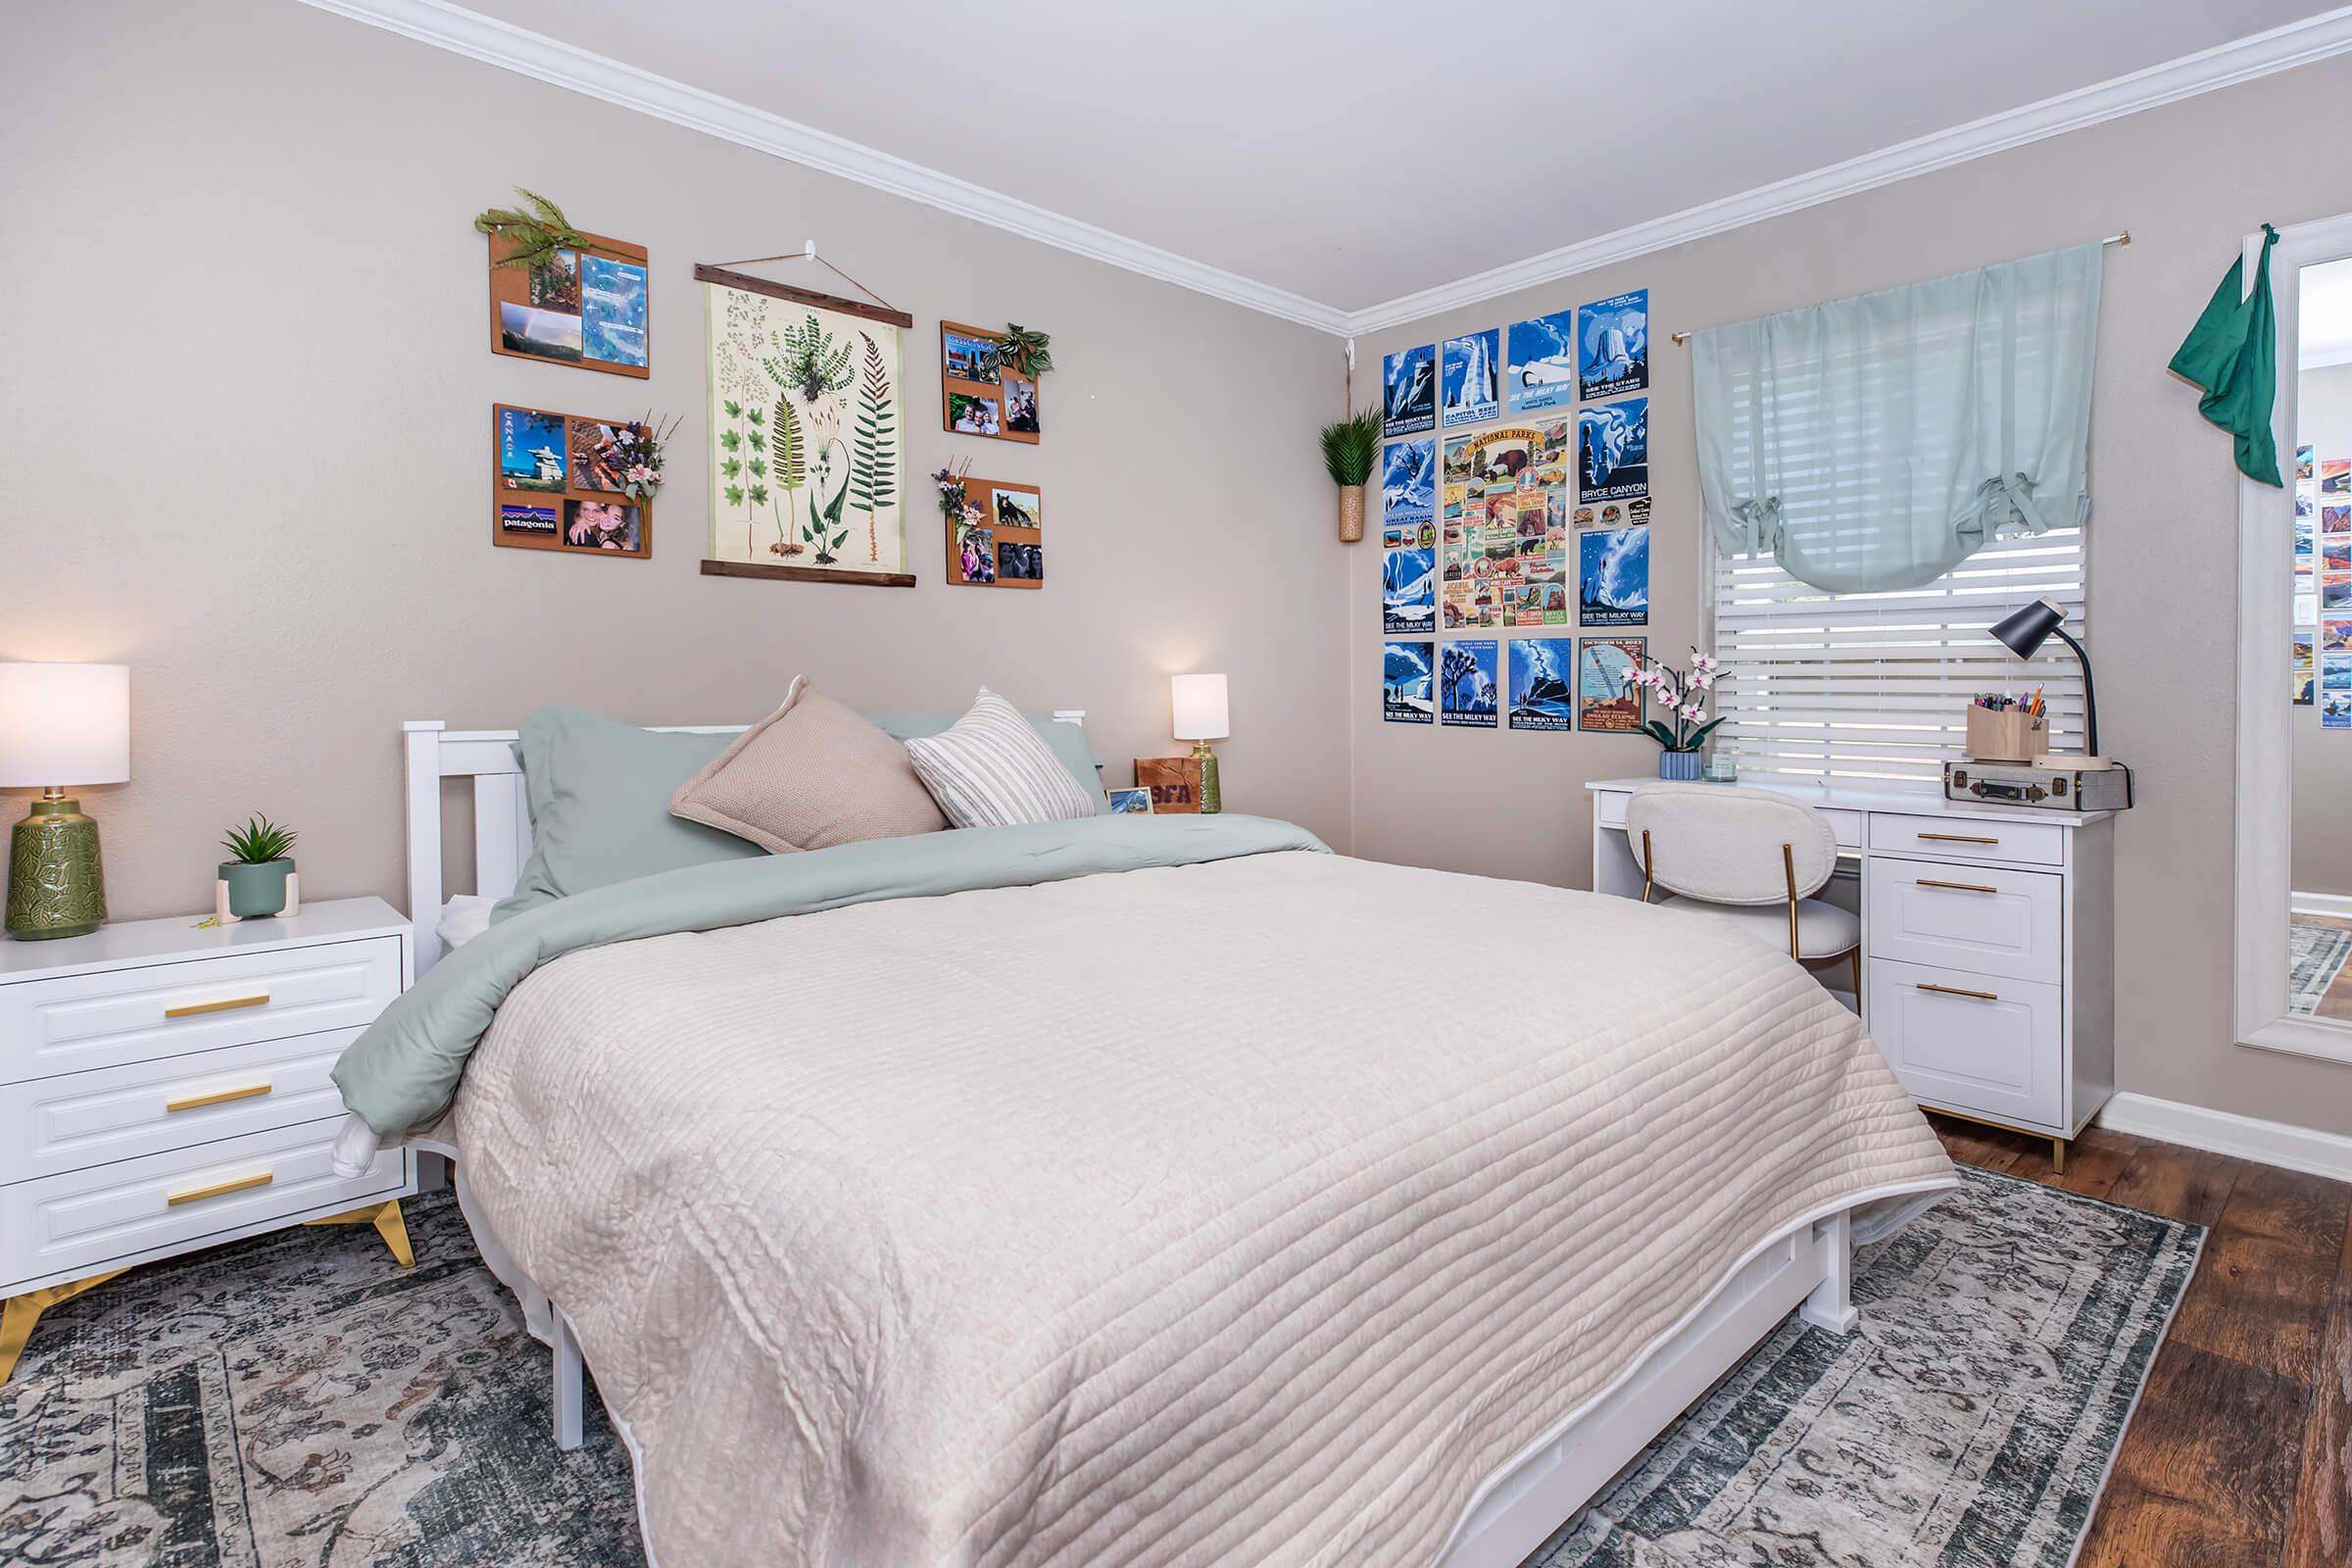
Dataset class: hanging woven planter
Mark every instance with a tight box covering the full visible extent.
[1338,485,1366,543]
[1319,406,1381,546]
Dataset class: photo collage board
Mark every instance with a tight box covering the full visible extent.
[947,476,1044,588]
[1379,288,1652,729]
[940,321,1041,444]
[492,403,652,558]
[487,229,650,379]
[2297,444,2352,726]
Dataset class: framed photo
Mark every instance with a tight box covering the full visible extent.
[491,403,651,559]
[946,476,1042,589]
[1106,787,1152,814]
[487,228,649,379]
[1134,757,1203,812]
[940,321,1040,445]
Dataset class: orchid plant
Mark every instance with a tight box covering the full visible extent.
[1622,647,1728,754]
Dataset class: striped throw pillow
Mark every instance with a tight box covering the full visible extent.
[906,689,1101,827]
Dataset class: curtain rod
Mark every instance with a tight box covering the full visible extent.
[1666,230,2130,347]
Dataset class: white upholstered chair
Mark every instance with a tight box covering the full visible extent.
[1622,782,1862,999]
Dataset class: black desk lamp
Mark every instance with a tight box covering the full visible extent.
[1988,597,2106,766]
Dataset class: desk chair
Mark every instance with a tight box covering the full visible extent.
[1623,781,1862,1001]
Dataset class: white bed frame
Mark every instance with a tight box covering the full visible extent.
[397,716,1906,1568]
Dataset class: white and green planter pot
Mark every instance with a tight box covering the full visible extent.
[216,858,299,922]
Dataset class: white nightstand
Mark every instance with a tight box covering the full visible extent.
[0,896,416,1382]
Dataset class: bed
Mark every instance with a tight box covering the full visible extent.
[329,715,1955,1568]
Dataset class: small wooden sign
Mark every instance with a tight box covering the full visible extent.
[947,476,1042,588]
[1134,757,1203,813]
[488,228,650,379]
[491,403,651,559]
[940,321,1040,445]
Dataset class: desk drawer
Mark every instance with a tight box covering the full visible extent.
[0,1027,361,1184]
[1867,957,2062,1132]
[0,1120,405,1290]
[1594,791,1630,829]
[1868,812,2065,866]
[1865,857,2061,984]
[0,937,400,1084]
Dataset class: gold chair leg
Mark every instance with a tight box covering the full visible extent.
[1,1269,126,1385]
[304,1199,415,1268]
[1850,948,1863,1008]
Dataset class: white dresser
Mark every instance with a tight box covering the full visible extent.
[1587,777,2115,1169]
[1,896,415,1382]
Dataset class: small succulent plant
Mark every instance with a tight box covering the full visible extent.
[220,815,298,865]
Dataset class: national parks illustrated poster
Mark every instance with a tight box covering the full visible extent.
[1383,641,1435,724]
[487,228,650,379]
[1441,423,1570,631]
[1578,636,1647,731]
[700,267,911,585]
[1440,639,1499,728]
[1507,637,1574,732]
[1383,344,1437,438]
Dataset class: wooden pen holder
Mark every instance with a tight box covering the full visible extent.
[1964,707,2046,763]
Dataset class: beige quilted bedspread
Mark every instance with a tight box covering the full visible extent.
[448,849,1953,1567]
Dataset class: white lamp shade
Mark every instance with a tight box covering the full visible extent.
[0,662,130,787]
[1171,673,1229,742]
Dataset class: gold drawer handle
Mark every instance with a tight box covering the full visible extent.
[166,1081,272,1113]
[1916,878,1998,894]
[165,993,270,1019]
[1916,982,2000,1002]
[166,1170,273,1206]
[1917,832,1998,845]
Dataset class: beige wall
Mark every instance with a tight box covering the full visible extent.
[0,0,1352,916]
[1349,57,2352,1134]
[2295,363,2352,900]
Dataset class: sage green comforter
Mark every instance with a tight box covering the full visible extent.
[330,813,1328,1138]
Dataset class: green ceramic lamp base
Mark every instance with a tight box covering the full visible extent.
[6,791,107,941]
[1190,741,1222,814]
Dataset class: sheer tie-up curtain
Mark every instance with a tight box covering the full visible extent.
[1692,242,2102,594]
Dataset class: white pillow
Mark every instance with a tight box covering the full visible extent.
[906,688,1102,828]
[437,894,496,951]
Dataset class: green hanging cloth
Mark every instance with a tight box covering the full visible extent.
[2169,223,2281,487]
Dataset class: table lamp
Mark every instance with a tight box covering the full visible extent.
[1170,673,1228,814]
[1987,599,2106,767]
[1,662,130,940]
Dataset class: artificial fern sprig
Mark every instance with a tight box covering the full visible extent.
[1317,405,1384,487]
[220,815,298,864]
[983,324,1054,379]
[473,188,587,269]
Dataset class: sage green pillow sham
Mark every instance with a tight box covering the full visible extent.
[490,705,763,922]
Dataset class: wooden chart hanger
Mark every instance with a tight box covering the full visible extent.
[694,240,913,328]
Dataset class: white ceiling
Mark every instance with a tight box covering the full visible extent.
[350,0,2349,325]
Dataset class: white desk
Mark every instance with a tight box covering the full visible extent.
[1586,776,2114,1169]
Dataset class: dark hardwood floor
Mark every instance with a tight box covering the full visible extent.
[1929,1113,2352,1568]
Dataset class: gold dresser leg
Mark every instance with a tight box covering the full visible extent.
[2051,1138,2068,1176]
[1,1269,127,1385]
[304,1199,415,1268]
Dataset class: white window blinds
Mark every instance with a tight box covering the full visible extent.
[1708,531,2088,782]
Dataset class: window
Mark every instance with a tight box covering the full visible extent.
[1706,530,2088,782]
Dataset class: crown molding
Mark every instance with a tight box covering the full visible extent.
[298,0,2352,344]
[1342,6,2352,337]
[292,0,1352,335]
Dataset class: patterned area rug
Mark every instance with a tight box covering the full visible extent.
[1,1170,2197,1567]
[2289,918,2352,1015]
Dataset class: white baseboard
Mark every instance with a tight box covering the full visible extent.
[2097,1091,2352,1185]
[2291,890,2352,918]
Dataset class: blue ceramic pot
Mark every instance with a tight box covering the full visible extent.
[1657,751,1702,781]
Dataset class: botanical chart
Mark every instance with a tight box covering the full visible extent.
[704,275,906,580]
[1441,423,1569,630]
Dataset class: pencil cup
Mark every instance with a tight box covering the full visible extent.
[1964,707,2046,762]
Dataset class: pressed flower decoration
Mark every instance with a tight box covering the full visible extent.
[1621,647,1728,754]
[610,412,680,501]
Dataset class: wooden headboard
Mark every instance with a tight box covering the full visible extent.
[402,710,1088,975]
